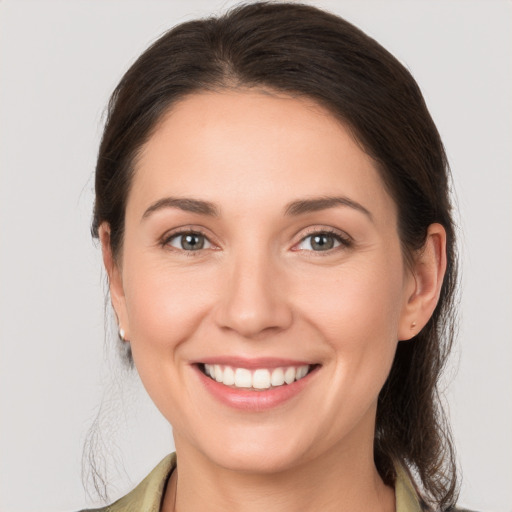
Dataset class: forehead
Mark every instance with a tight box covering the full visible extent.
[128,89,396,221]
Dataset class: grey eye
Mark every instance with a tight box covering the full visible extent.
[297,233,341,251]
[168,232,211,251]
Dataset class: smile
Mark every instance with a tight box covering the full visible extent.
[195,360,320,411]
[201,363,312,390]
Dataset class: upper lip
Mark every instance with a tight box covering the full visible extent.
[193,356,316,369]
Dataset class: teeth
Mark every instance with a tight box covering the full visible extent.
[296,365,308,379]
[253,369,271,389]
[284,367,296,384]
[223,366,235,386]
[203,364,311,389]
[234,368,252,388]
[271,368,285,386]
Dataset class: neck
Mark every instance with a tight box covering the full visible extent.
[162,433,395,512]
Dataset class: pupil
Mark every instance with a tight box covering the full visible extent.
[312,234,333,251]
[183,234,204,250]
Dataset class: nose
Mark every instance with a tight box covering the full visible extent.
[213,250,293,339]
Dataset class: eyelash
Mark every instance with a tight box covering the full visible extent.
[160,227,352,254]
[161,229,214,255]
[293,228,353,254]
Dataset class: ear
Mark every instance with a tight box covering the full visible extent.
[99,223,130,341]
[398,223,447,341]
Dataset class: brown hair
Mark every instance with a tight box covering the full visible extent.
[91,2,459,509]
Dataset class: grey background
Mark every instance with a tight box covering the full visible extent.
[1,1,511,511]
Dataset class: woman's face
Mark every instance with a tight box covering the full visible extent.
[108,90,418,473]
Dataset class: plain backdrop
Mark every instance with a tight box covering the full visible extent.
[1,1,511,511]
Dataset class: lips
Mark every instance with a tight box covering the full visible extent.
[193,359,320,410]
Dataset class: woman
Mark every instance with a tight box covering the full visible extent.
[84,2,467,511]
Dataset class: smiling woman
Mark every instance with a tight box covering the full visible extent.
[82,2,467,511]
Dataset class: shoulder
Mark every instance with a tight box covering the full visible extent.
[429,504,482,511]
[394,462,481,512]
[77,453,176,512]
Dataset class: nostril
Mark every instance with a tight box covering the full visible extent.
[215,303,294,339]
[212,267,293,337]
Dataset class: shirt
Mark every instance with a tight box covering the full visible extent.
[80,453,471,512]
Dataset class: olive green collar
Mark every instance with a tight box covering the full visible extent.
[99,453,423,512]
[394,462,424,512]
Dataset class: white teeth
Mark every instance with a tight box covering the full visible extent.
[234,368,252,388]
[284,367,296,384]
[223,366,235,386]
[203,363,311,389]
[253,369,271,389]
[296,365,309,379]
[271,367,285,386]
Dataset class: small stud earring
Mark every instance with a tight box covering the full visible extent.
[411,321,417,329]
[119,328,126,341]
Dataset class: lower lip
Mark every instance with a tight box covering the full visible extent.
[194,365,319,411]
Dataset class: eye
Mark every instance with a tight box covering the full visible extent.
[296,231,348,252]
[166,232,212,251]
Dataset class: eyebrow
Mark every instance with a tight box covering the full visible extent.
[142,197,219,220]
[284,196,373,221]
[141,195,372,222]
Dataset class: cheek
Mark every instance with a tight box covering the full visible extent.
[122,259,216,355]
[295,259,406,345]
[293,255,406,404]
[121,259,218,425]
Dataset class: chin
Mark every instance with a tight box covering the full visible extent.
[194,427,316,474]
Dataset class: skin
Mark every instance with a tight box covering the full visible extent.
[100,89,446,512]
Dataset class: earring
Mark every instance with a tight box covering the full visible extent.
[411,321,417,329]
[119,327,126,341]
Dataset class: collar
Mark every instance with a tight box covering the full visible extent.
[394,462,424,512]
[104,453,423,512]
[104,453,176,512]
